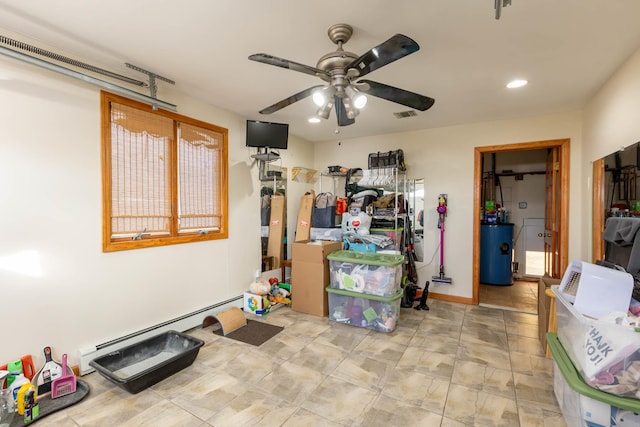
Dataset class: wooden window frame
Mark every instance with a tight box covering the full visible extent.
[101,91,228,252]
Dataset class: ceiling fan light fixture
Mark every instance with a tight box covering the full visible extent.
[354,94,367,109]
[346,86,367,109]
[312,90,325,107]
[342,95,359,119]
[312,85,335,107]
[316,100,333,119]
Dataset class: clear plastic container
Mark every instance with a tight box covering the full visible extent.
[0,389,15,427]
[327,250,403,296]
[554,285,640,399]
[548,332,640,426]
[326,286,402,332]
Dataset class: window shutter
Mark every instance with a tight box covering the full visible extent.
[178,123,223,233]
[110,102,173,237]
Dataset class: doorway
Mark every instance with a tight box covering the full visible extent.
[473,139,570,308]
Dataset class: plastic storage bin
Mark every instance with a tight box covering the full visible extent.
[370,227,403,250]
[89,330,204,394]
[548,332,640,427]
[310,227,343,242]
[327,250,403,296]
[553,285,640,399]
[327,287,402,332]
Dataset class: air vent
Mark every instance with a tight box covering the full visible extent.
[393,110,418,119]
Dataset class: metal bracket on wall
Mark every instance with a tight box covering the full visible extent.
[126,63,175,102]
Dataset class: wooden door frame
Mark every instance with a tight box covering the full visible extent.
[472,139,570,304]
[592,158,606,262]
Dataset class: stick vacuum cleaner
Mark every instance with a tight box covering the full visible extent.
[433,194,453,285]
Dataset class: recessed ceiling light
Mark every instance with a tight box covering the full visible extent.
[308,117,321,123]
[506,79,528,89]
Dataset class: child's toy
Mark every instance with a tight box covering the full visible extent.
[249,279,271,295]
[341,207,372,235]
[266,282,291,305]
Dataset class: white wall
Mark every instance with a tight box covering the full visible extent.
[0,50,314,365]
[313,112,583,300]
[583,48,640,261]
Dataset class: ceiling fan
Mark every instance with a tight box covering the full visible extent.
[248,24,435,127]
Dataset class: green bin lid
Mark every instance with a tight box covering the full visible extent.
[326,250,403,266]
[326,286,403,302]
[547,332,640,411]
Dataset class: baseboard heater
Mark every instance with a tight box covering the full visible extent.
[78,295,243,375]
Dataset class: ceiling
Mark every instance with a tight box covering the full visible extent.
[1,1,640,143]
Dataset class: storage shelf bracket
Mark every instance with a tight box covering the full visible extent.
[291,167,317,182]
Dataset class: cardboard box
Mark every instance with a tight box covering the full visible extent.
[538,276,561,352]
[291,240,343,316]
[295,192,315,242]
[267,195,286,268]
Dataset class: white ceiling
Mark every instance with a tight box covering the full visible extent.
[1,1,640,143]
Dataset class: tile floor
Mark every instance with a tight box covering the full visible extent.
[33,298,566,427]
[479,279,539,314]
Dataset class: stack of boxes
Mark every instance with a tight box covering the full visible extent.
[325,250,404,332]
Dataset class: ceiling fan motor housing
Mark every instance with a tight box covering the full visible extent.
[316,51,359,88]
[316,23,360,90]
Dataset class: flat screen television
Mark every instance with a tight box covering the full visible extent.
[246,120,289,150]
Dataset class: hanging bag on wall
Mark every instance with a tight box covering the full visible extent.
[312,192,338,228]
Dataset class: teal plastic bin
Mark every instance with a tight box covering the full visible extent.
[326,287,403,333]
[547,333,640,427]
[327,250,404,297]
